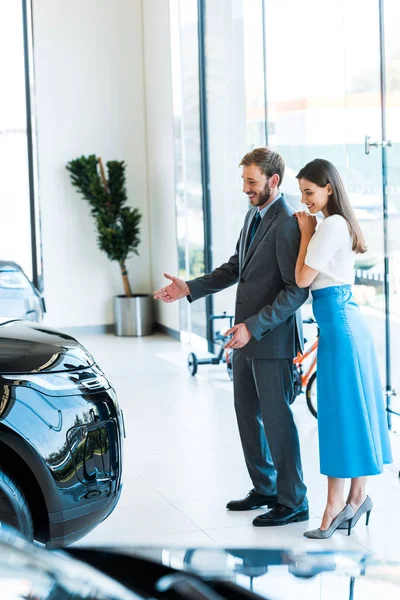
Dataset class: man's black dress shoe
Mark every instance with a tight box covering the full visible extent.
[226,489,278,511]
[252,503,309,527]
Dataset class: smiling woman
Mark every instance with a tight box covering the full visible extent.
[294,159,367,290]
[292,159,393,539]
[297,159,367,253]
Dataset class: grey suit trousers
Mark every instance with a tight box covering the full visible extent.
[232,350,307,508]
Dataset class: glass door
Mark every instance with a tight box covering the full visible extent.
[171,0,208,346]
[384,0,400,422]
[264,0,388,385]
[343,0,387,390]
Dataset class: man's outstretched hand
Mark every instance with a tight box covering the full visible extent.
[224,323,252,349]
[153,273,190,303]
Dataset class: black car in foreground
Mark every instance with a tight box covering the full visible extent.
[0,318,124,548]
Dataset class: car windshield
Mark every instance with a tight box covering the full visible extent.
[0,270,30,290]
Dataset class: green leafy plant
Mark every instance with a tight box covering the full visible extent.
[66,155,142,297]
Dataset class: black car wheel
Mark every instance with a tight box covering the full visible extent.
[306,372,318,419]
[0,467,34,541]
[187,352,198,376]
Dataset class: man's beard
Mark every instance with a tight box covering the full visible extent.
[254,182,272,207]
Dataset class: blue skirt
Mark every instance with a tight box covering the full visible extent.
[312,285,392,478]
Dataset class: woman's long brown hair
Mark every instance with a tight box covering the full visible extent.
[296,158,367,254]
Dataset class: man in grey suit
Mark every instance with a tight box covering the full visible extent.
[153,148,309,526]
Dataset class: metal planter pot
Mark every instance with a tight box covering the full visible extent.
[113,295,154,337]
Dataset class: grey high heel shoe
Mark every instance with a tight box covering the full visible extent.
[337,496,373,530]
[303,504,354,539]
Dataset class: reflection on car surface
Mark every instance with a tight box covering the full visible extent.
[0,317,124,548]
[1,527,400,599]
[0,260,46,322]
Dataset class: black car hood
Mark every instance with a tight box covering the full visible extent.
[0,318,94,373]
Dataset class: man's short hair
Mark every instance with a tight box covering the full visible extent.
[240,147,285,186]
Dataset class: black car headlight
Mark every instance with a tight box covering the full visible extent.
[2,367,112,397]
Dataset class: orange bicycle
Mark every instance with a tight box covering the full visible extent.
[293,317,319,418]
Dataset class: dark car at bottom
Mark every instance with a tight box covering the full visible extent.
[1,526,400,600]
[0,317,124,548]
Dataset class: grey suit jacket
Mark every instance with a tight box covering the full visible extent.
[187,195,309,359]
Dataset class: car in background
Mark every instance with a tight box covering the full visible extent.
[0,317,124,548]
[0,260,46,322]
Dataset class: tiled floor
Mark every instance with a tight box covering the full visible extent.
[75,332,400,554]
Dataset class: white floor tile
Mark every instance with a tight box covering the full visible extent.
[380,468,400,489]
[139,466,253,502]
[347,507,400,552]
[204,518,366,552]
[171,496,269,530]
[80,500,199,547]
[117,475,166,507]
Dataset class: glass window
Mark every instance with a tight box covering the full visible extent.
[174,0,398,409]
[264,0,386,381]
[0,1,38,283]
[171,0,207,344]
[385,0,400,416]
[204,0,266,331]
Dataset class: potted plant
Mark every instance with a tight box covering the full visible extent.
[66,155,153,336]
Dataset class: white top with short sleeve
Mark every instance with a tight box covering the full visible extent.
[305,214,355,291]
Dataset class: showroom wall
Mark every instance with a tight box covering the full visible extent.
[32,0,152,331]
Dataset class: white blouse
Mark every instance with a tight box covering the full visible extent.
[305,214,355,291]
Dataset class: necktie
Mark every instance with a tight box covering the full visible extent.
[246,212,261,253]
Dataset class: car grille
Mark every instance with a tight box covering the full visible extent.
[79,377,104,391]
